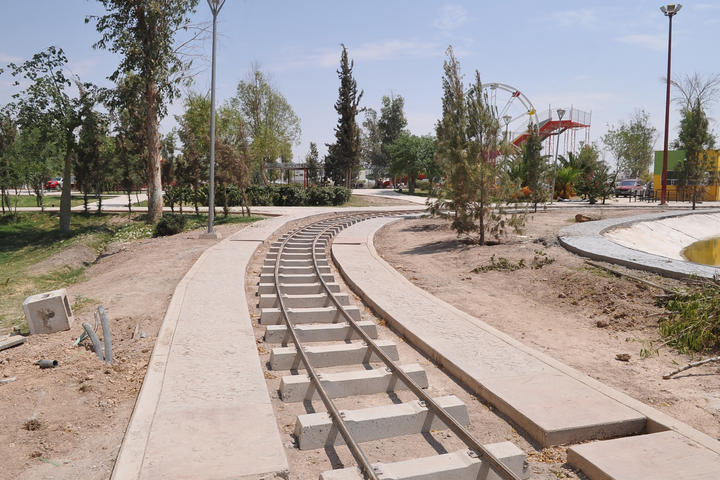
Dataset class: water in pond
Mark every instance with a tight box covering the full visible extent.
[683,236,720,266]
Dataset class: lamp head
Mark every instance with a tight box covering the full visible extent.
[660,4,682,16]
[502,114,512,125]
[557,108,566,120]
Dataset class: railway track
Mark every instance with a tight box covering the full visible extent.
[254,212,527,480]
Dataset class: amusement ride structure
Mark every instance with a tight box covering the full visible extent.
[483,82,591,156]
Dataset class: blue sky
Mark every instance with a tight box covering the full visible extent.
[1,1,719,166]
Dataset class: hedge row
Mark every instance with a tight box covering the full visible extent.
[164,184,351,208]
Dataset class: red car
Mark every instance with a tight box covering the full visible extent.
[44,178,63,190]
[615,179,645,197]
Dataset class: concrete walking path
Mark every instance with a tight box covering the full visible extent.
[331,216,720,478]
[111,206,421,480]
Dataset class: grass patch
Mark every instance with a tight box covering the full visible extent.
[396,188,431,197]
[473,255,526,273]
[0,212,155,330]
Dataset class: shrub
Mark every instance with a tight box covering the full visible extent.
[331,186,351,205]
[660,282,720,353]
[273,184,306,206]
[245,185,274,206]
[306,185,333,206]
[154,214,187,237]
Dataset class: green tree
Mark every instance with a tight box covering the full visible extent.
[518,125,548,211]
[575,161,616,205]
[0,111,18,214]
[8,47,81,232]
[305,142,322,185]
[176,92,210,214]
[215,104,252,216]
[326,44,363,187]
[88,0,200,222]
[602,110,657,180]
[430,47,523,245]
[360,108,384,186]
[233,66,301,185]
[674,102,716,209]
[376,94,407,182]
[76,83,112,214]
[387,134,434,194]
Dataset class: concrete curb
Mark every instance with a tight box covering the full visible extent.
[559,209,720,279]
[331,216,720,456]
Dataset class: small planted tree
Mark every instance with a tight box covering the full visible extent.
[305,142,322,185]
[518,125,549,212]
[675,102,715,209]
[430,47,524,245]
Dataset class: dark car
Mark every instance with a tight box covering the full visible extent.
[615,179,645,197]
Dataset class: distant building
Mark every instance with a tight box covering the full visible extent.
[653,150,720,201]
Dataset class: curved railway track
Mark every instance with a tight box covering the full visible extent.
[256,212,524,480]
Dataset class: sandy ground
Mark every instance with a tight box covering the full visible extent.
[247,213,585,480]
[374,208,720,443]
[0,220,256,480]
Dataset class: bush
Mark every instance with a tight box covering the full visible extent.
[245,185,274,206]
[660,282,720,353]
[273,184,307,206]
[306,185,333,206]
[154,214,187,237]
[331,186,351,205]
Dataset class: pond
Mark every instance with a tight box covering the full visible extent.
[683,236,720,266]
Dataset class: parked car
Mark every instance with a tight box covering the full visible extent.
[44,177,63,190]
[615,179,646,197]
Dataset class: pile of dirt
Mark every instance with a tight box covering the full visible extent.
[375,209,720,440]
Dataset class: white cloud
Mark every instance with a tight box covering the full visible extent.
[273,40,444,71]
[433,5,468,33]
[615,34,666,52]
[551,8,597,28]
[0,52,22,63]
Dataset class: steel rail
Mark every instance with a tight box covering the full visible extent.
[313,214,522,480]
[274,214,381,480]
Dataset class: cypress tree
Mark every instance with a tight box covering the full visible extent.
[327,44,363,187]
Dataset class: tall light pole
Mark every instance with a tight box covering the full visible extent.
[550,108,566,204]
[660,4,681,205]
[203,0,226,239]
[502,114,512,163]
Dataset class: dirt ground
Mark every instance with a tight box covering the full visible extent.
[0,220,256,480]
[374,208,720,442]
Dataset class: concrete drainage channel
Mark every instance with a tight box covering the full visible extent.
[250,212,536,480]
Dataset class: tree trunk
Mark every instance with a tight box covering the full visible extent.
[260,158,269,186]
[83,190,88,214]
[59,131,73,233]
[145,80,163,222]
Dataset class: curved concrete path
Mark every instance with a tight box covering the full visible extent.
[559,209,720,279]
[331,216,720,479]
[111,206,422,480]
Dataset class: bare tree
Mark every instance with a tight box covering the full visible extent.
[670,73,720,111]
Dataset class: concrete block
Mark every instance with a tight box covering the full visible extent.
[257,282,341,295]
[265,252,327,261]
[259,273,335,284]
[320,443,527,480]
[263,258,328,267]
[260,306,361,325]
[264,320,377,344]
[269,340,399,370]
[259,292,350,308]
[22,288,74,335]
[567,430,720,480]
[280,363,428,402]
[294,395,468,449]
[261,265,331,275]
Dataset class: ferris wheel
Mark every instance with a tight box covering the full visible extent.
[482,82,538,145]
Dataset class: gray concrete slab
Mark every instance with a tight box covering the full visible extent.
[330,218,656,448]
[258,292,350,308]
[320,443,528,480]
[269,340,399,370]
[295,396,468,449]
[260,305,361,324]
[567,430,720,480]
[279,363,428,402]
[263,320,378,344]
[559,209,720,279]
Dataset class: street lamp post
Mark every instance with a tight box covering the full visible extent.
[203,0,226,239]
[660,4,681,205]
[550,108,566,204]
[502,114,512,163]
